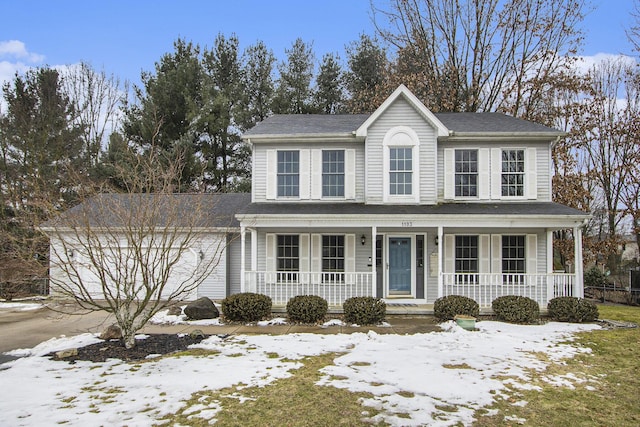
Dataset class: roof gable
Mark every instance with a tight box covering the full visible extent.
[355,85,449,138]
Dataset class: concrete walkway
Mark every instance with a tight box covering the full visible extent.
[0,302,442,355]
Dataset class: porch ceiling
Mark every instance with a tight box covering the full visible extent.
[237,202,588,229]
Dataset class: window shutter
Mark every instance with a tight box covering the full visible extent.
[300,149,310,199]
[491,148,502,199]
[479,234,490,273]
[526,234,538,274]
[444,149,454,199]
[311,234,322,272]
[311,150,322,199]
[299,234,310,272]
[491,234,502,273]
[444,235,455,273]
[526,147,538,199]
[345,234,356,285]
[345,149,356,199]
[345,234,356,272]
[266,150,277,199]
[479,148,490,199]
[266,234,276,272]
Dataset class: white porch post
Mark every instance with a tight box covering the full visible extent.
[240,226,246,292]
[371,225,377,297]
[437,226,444,299]
[574,225,584,297]
[251,229,258,272]
[546,230,554,302]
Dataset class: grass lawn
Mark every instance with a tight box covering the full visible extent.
[475,304,640,426]
[156,304,640,426]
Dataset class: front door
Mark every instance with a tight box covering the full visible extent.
[388,237,412,295]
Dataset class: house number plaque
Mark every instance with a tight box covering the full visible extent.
[401,221,413,227]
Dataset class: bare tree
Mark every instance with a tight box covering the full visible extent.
[61,62,122,168]
[372,0,585,116]
[41,150,234,348]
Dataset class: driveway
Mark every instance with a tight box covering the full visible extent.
[0,302,115,354]
[0,300,442,362]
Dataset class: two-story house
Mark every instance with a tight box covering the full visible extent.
[43,85,588,308]
[237,85,588,307]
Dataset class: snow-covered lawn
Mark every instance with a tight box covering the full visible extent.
[0,320,599,426]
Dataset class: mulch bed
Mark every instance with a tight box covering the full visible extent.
[49,334,208,363]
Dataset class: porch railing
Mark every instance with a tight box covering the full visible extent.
[244,271,374,305]
[442,273,575,307]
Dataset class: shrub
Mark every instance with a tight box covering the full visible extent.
[221,292,272,322]
[492,295,540,324]
[343,296,386,325]
[433,295,480,321]
[548,297,599,322]
[584,266,607,288]
[286,295,328,323]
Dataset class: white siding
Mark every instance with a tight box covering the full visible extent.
[196,234,228,300]
[252,142,366,203]
[366,98,438,204]
[437,141,551,202]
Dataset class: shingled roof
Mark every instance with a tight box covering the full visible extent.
[41,193,251,229]
[243,111,560,138]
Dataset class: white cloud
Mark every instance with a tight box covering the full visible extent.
[0,40,45,63]
[573,52,638,75]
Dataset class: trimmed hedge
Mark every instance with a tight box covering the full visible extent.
[548,296,599,323]
[286,295,328,323]
[221,292,272,322]
[492,295,540,324]
[433,295,480,321]
[343,296,386,325]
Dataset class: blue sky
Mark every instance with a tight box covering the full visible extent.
[0,0,636,88]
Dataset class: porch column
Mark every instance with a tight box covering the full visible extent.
[574,225,584,297]
[546,230,554,303]
[437,226,444,298]
[371,225,377,297]
[251,228,258,272]
[240,226,246,292]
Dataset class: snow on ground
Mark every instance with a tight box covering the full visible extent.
[0,321,599,426]
[0,301,44,311]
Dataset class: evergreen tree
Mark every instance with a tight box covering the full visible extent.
[313,53,344,114]
[122,38,204,191]
[200,33,250,192]
[240,40,276,127]
[0,68,85,295]
[272,38,315,114]
[344,34,388,113]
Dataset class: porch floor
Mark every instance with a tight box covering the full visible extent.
[272,304,499,315]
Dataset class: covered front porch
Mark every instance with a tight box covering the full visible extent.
[238,217,585,308]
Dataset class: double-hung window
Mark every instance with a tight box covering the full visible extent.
[455,149,478,197]
[277,235,299,281]
[277,151,299,197]
[501,149,525,197]
[322,150,345,197]
[322,235,344,282]
[502,235,525,283]
[455,235,478,284]
[389,147,413,195]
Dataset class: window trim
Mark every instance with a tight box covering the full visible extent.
[491,147,537,200]
[382,126,420,203]
[501,149,525,198]
[454,149,479,198]
[276,150,300,198]
[321,150,345,198]
[321,234,345,282]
